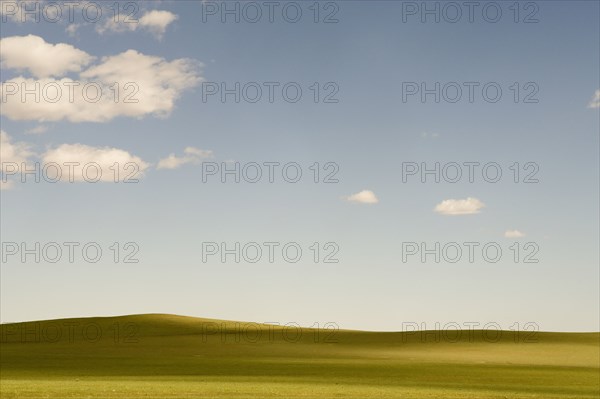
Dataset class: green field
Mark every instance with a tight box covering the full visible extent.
[1,314,598,398]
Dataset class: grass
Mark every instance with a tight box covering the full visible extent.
[1,314,598,398]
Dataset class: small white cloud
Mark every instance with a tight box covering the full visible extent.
[0,35,94,78]
[139,10,178,38]
[434,197,485,215]
[344,190,379,204]
[157,147,213,170]
[504,230,525,238]
[183,147,212,158]
[97,10,178,39]
[588,90,600,109]
[24,125,48,135]
[157,154,182,170]
[0,130,33,172]
[0,131,33,188]
[41,144,150,182]
[66,23,82,37]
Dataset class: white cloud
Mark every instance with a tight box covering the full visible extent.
[183,147,212,157]
[139,10,178,38]
[81,49,200,96]
[0,130,33,189]
[0,130,33,172]
[41,143,150,182]
[588,90,600,109]
[2,3,177,39]
[157,146,213,170]
[157,154,189,170]
[434,197,485,215]
[504,230,525,238]
[1,38,202,123]
[97,10,178,39]
[0,35,94,78]
[95,13,141,34]
[66,23,82,37]
[344,190,379,204]
[0,132,151,186]
[24,125,48,135]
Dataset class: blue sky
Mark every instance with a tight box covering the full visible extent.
[1,0,599,332]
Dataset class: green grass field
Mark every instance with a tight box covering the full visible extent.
[1,314,598,398]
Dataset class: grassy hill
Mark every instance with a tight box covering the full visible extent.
[1,314,598,398]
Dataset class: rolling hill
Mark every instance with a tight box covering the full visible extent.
[1,314,598,398]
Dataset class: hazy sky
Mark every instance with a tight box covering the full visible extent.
[1,0,599,332]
